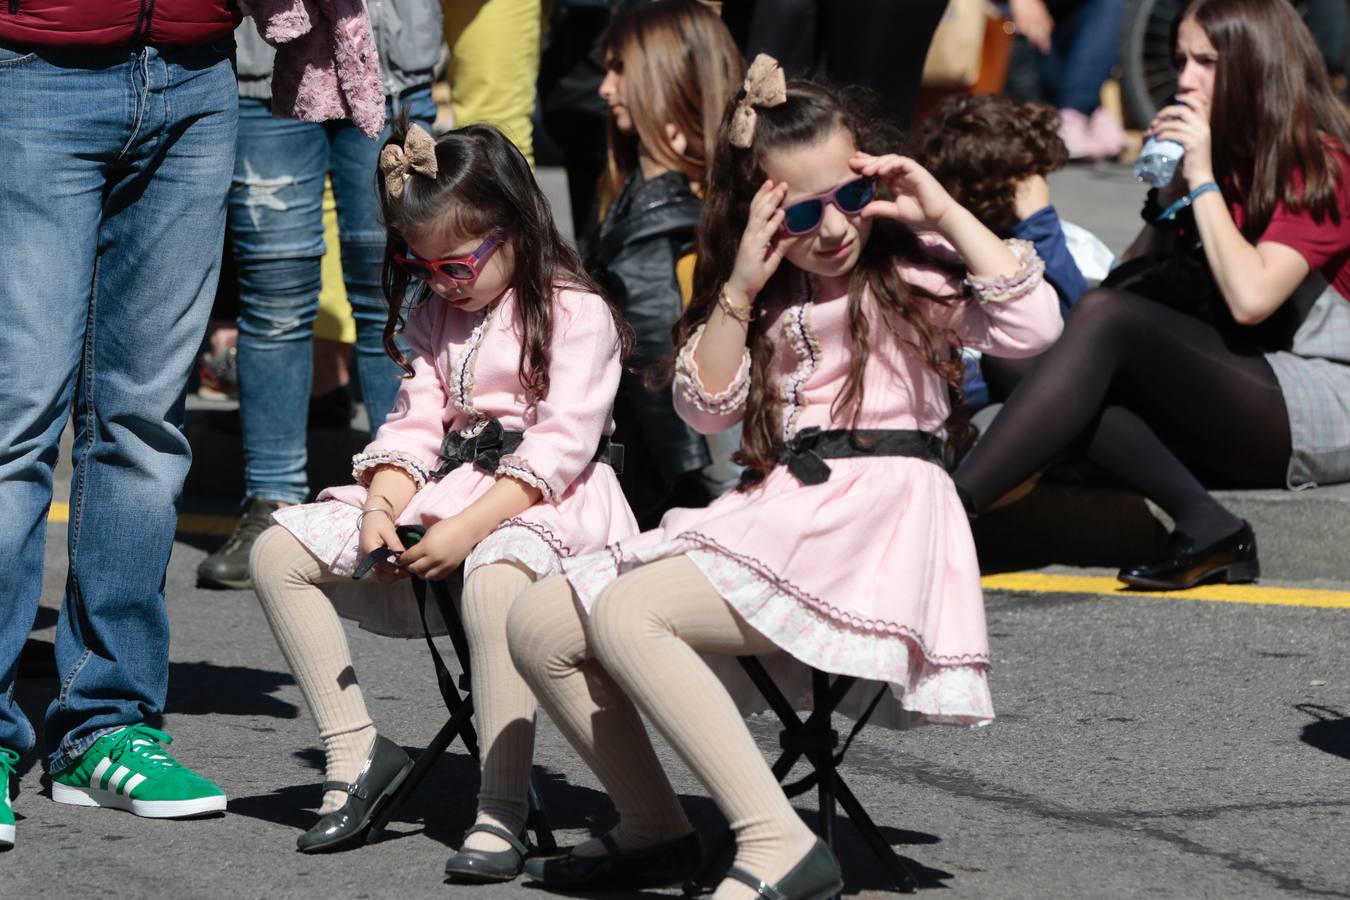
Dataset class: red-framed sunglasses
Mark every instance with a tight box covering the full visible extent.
[394,229,506,284]
[779,177,876,235]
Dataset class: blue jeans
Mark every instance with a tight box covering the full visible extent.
[1039,0,1128,114]
[229,87,436,505]
[0,42,238,771]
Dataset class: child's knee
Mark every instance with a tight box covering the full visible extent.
[505,574,571,678]
[589,579,661,667]
[248,525,304,592]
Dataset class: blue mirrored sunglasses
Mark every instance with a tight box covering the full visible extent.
[780,177,876,236]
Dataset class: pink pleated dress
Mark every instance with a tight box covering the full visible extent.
[562,239,1062,728]
[272,287,639,637]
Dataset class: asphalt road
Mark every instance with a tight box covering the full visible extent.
[8,163,1350,898]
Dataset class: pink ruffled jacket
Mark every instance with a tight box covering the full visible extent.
[241,0,386,138]
[296,287,637,581]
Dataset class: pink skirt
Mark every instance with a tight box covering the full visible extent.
[273,461,637,638]
[561,456,993,729]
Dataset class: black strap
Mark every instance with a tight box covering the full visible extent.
[724,866,789,900]
[410,576,459,712]
[433,416,624,478]
[779,427,945,486]
[320,779,365,800]
[463,822,529,855]
[781,684,889,799]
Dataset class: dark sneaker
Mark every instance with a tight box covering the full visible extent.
[196,497,283,590]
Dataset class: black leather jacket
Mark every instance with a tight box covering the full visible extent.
[588,171,711,512]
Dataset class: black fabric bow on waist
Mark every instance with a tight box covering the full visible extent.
[431,416,626,480]
[779,427,946,486]
[433,418,524,479]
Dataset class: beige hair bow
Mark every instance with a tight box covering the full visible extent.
[379,123,439,199]
[728,54,788,149]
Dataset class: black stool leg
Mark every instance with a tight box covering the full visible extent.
[833,776,918,893]
[526,770,557,854]
[811,671,841,900]
[368,698,476,835]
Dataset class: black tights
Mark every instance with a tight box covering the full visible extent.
[955,289,1292,544]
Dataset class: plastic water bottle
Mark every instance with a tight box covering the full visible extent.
[1133,138,1185,189]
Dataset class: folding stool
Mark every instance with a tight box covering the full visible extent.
[366,562,557,853]
[684,659,918,897]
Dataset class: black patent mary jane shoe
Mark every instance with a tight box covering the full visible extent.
[523,830,702,890]
[1118,520,1259,591]
[724,839,844,900]
[296,734,413,854]
[444,823,529,884]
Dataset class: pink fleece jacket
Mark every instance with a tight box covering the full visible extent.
[242,0,386,138]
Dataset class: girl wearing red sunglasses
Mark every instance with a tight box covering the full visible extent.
[247,122,639,878]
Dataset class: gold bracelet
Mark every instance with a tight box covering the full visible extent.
[717,284,753,324]
[356,507,395,528]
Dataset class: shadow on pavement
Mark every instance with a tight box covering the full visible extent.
[1296,704,1350,760]
[163,660,299,719]
[12,650,300,783]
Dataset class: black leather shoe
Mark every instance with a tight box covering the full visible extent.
[444,823,529,883]
[296,734,412,853]
[1118,521,1259,590]
[522,831,702,889]
[724,839,843,900]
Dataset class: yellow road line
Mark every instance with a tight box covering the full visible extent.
[982,572,1350,609]
[48,502,237,537]
[46,504,1350,608]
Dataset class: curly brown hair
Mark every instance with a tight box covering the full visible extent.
[906,95,1068,237]
[676,80,968,489]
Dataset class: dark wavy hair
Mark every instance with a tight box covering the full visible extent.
[675,80,967,488]
[906,95,1068,237]
[377,122,632,405]
[1177,0,1350,237]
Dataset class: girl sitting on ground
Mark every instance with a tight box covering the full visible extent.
[587,0,746,526]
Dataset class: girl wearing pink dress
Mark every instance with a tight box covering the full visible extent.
[505,60,1063,900]
[247,123,637,874]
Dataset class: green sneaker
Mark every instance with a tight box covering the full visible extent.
[51,724,226,818]
[1,746,17,848]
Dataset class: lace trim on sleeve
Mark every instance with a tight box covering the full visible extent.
[496,454,558,503]
[351,450,430,490]
[674,323,751,415]
[963,239,1047,305]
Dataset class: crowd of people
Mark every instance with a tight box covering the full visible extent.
[2,3,1348,898]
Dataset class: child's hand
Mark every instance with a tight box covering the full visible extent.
[1012,174,1052,222]
[398,515,478,581]
[358,511,406,584]
[851,152,957,231]
[728,180,789,300]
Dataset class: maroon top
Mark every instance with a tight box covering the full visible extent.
[0,0,238,49]
[1230,143,1350,300]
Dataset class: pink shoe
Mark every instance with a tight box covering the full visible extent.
[1058,108,1095,160]
[1088,107,1128,160]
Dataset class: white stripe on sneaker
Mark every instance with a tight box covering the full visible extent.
[123,773,146,796]
[89,758,112,790]
[110,765,133,794]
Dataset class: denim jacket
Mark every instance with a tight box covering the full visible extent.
[236,0,442,101]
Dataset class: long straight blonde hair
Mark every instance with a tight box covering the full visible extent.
[598,0,744,217]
